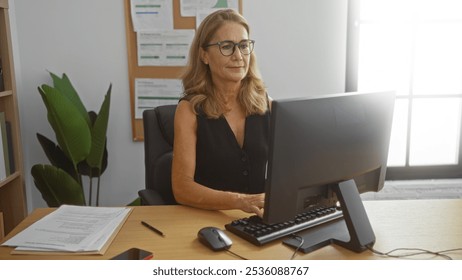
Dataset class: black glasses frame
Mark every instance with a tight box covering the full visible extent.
[204,39,255,56]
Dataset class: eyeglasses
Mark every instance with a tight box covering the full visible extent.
[204,39,255,56]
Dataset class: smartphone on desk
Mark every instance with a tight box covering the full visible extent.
[111,248,153,260]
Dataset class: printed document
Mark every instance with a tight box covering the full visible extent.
[137,30,195,66]
[180,0,238,17]
[135,78,182,118]
[130,0,173,31]
[1,205,131,253]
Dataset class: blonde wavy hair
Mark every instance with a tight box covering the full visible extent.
[181,9,267,119]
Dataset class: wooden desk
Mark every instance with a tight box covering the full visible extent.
[1,199,461,260]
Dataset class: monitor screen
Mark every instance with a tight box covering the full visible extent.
[263,91,395,225]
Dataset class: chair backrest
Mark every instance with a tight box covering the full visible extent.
[143,105,177,204]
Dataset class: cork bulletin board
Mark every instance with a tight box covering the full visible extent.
[124,0,242,141]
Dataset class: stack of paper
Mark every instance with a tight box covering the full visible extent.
[1,205,132,255]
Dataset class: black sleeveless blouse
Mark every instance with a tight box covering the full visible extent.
[194,106,270,194]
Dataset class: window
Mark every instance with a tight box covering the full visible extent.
[346,0,462,179]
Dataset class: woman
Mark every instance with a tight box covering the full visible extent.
[172,9,270,217]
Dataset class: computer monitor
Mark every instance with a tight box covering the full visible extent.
[263,91,395,253]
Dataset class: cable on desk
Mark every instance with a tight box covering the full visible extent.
[289,234,305,260]
[366,245,462,260]
[226,249,248,260]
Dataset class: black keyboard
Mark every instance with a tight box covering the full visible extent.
[225,206,343,246]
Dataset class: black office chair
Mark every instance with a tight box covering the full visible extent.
[138,105,178,205]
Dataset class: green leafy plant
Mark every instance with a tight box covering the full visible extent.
[32,72,111,207]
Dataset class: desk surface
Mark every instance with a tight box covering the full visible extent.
[1,199,461,260]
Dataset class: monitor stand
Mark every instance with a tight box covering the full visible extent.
[283,179,375,253]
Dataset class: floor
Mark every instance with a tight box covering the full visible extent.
[360,179,462,200]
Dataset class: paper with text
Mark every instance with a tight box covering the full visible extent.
[137,30,195,66]
[180,0,238,17]
[135,78,182,118]
[2,205,131,253]
[130,0,173,31]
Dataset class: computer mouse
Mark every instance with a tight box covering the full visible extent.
[197,226,232,251]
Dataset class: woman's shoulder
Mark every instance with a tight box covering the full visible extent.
[179,94,192,102]
[179,94,208,117]
[175,100,198,133]
[177,98,193,115]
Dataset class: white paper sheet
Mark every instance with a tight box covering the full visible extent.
[137,30,195,66]
[2,205,131,253]
[180,0,239,17]
[135,78,183,119]
[131,0,173,31]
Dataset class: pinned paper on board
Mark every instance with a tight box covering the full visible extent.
[180,0,239,17]
[135,78,183,119]
[137,29,195,66]
[130,0,173,31]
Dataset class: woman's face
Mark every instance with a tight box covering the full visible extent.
[201,22,251,87]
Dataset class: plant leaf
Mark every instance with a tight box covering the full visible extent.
[78,147,108,177]
[77,111,107,177]
[86,85,111,169]
[31,164,86,207]
[38,85,91,167]
[128,197,141,206]
[50,72,91,126]
[88,111,108,174]
[36,133,78,180]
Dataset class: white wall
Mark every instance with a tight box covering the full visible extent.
[11,0,347,211]
[244,0,347,98]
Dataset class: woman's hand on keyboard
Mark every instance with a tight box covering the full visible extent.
[236,193,265,217]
